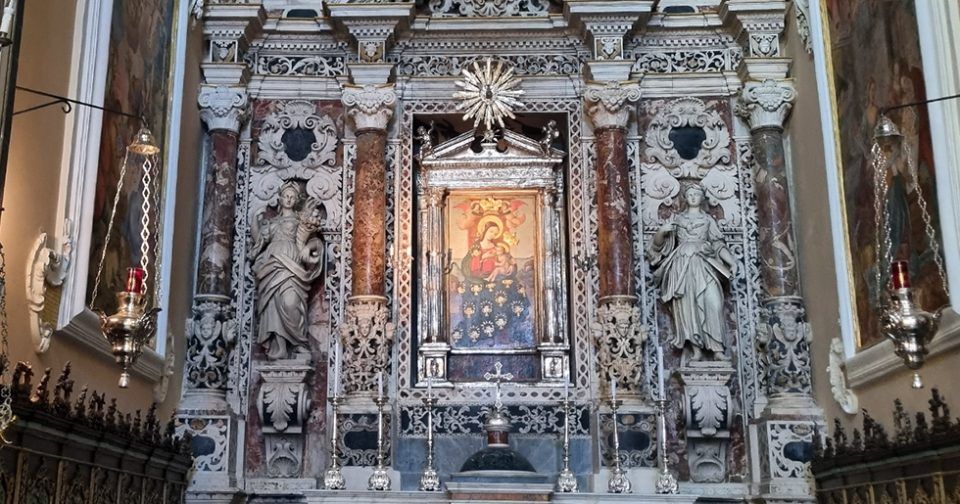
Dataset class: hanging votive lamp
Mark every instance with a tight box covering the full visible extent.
[871,114,948,389]
[95,125,162,388]
[100,267,157,388]
[880,261,941,389]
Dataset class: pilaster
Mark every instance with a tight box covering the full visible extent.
[180,5,263,501]
[727,2,823,499]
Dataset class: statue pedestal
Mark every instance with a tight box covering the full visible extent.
[678,360,735,483]
[257,359,313,479]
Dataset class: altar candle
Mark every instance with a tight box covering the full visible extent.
[124,267,145,294]
[378,371,384,399]
[332,340,341,397]
[610,377,617,403]
[891,260,911,289]
[427,376,433,398]
[564,378,569,399]
[657,346,666,401]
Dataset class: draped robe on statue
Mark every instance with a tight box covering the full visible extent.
[647,212,731,355]
[253,214,323,360]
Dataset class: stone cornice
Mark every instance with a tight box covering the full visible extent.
[720,0,788,59]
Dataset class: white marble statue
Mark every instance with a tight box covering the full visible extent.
[251,181,325,360]
[647,184,736,361]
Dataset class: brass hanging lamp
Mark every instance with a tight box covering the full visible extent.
[92,125,163,388]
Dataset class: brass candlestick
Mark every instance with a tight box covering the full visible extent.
[607,399,631,494]
[556,397,578,493]
[323,396,345,490]
[419,395,440,491]
[654,399,679,494]
[368,396,392,491]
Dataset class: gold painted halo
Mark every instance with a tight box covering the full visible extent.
[476,215,505,239]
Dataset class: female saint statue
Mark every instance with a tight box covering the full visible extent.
[250,181,325,360]
[646,184,736,361]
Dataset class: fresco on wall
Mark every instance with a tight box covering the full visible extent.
[823,0,948,347]
[87,0,176,312]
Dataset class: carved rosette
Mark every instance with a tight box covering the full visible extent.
[735,79,797,132]
[756,298,813,398]
[257,363,312,478]
[341,84,397,132]
[340,295,395,396]
[592,296,647,395]
[198,85,249,134]
[584,81,641,131]
[185,299,236,390]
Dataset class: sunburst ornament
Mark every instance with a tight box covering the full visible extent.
[453,58,524,131]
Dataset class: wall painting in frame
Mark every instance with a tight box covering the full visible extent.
[444,191,542,382]
[87,0,179,315]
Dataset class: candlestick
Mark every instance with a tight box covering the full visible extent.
[427,375,432,397]
[369,395,392,491]
[323,396,346,490]
[610,377,617,403]
[657,346,666,401]
[556,394,578,493]
[378,371,384,399]
[654,399,679,494]
[606,397,631,494]
[419,393,440,491]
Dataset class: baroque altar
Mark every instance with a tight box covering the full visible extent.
[177,1,823,503]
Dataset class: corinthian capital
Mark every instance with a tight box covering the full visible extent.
[198,85,249,134]
[584,81,641,130]
[341,84,397,132]
[735,79,797,132]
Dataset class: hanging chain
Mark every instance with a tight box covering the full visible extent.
[0,243,15,442]
[139,155,154,296]
[91,149,133,304]
[150,153,163,308]
[903,143,950,295]
[871,142,892,306]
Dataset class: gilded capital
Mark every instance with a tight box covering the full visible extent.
[341,83,397,132]
[198,85,249,134]
[584,81,641,130]
[735,79,797,132]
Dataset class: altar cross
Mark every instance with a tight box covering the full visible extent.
[484,361,514,411]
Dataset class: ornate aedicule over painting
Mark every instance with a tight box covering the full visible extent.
[417,129,567,385]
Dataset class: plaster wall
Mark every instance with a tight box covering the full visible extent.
[2,0,204,419]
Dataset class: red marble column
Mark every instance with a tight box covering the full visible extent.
[197,130,240,296]
[751,127,800,298]
[595,126,636,298]
[350,128,388,297]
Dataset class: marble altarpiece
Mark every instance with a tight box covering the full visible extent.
[177,1,822,503]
